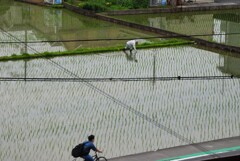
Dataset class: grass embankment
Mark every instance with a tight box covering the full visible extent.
[0,39,194,62]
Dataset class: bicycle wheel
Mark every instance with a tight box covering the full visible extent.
[96,157,107,161]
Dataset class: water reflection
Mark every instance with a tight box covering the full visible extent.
[213,13,240,46]
[123,50,138,62]
[0,0,155,56]
[0,30,66,56]
[218,55,240,76]
[115,10,240,47]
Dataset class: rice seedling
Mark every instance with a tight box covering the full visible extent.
[0,46,239,161]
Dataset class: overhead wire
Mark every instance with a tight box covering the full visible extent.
[0,75,237,82]
[0,32,240,43]
[0,27,222,159]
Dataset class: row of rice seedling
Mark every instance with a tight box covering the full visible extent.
[0,81,183,160]
[0,46,239,161]
[0,46,227,79]
[93,79,240,140]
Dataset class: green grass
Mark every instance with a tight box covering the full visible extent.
[0,39,194,62]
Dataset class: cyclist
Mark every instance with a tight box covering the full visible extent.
[81,135,103,161]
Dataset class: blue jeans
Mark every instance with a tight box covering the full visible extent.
[81,155,94,161]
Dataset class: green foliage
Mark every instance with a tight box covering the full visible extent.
[107,0,149,9]
[78,1,107,12]
[77,0,149,11]
[132,0,149,9]
[65,0,73,4]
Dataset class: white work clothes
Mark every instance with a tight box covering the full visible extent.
[125,40,137,50]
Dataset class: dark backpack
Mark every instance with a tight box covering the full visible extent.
[71,143,86,158]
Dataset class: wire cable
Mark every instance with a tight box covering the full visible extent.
[0,32,240,43]
[0,27,221,159]
[0,75,236,82]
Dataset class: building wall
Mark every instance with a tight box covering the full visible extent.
[150,0,182,7]
[44,0,62,4]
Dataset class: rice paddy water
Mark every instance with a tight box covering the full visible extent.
[0,1,240,161]
[0,46,240,161]
[0,0,155,56]
[114,9,240,47]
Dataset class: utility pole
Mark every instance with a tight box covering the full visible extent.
[153,50,156,85]
[24,58,27,82]
[22,5,29,82]
[24,23,27,82]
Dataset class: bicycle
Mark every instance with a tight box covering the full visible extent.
[91,152,107,161]
[72,152,107,161]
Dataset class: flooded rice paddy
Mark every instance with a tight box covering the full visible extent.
[114,9,240,47]
[0,0,155,56]
[1,46,240,161]
[1,0,240,161]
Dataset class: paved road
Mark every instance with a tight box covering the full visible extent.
[109,137,240,161]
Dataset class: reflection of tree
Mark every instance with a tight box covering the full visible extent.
[44,9,62,28]
[0,0,13,14]
[0,5,10,15]
[166,14,195,23]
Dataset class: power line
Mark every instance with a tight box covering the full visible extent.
[0,32,240,44]
[0,75,236,82]
[0,27,220,159]
[0,27,221,158]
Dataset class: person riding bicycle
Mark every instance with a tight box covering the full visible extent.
[81,135,103,161]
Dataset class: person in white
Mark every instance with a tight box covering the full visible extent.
[124,40,138,54]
